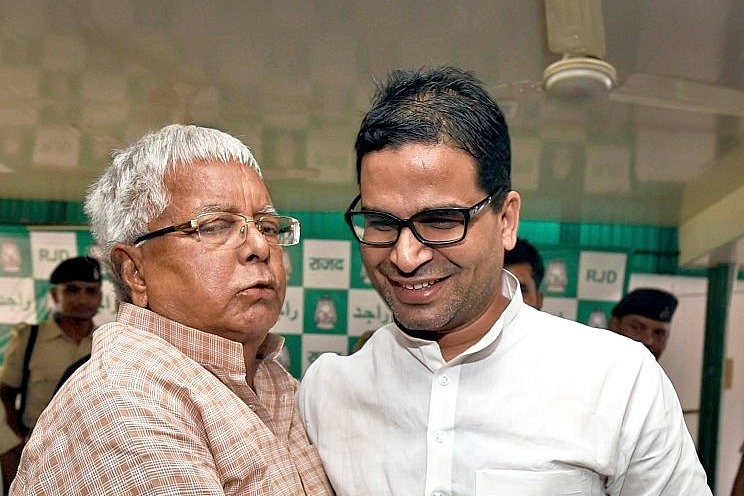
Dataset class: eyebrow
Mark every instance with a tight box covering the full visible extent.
[257,205,279,215]
[361,197,476,213]
[193,204,278,216]
[194,204,227,215]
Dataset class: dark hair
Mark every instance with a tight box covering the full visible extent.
[354,66,511,197]
[504,238,545,288]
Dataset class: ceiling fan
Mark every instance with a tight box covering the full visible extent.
[505,0,744,118]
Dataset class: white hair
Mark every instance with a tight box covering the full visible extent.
[83,124,262,302]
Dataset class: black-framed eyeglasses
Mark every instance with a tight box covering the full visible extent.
[133,212,301,249]
[344,190,503,247]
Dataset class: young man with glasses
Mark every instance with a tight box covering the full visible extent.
[11,125,332,495]
[298,66,711,495]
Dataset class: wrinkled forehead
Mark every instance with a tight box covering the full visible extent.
[163,160,273,213]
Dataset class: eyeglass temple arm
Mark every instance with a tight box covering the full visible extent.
[133,220,196,245]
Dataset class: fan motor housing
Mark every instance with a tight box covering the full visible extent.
[543,57,617,99]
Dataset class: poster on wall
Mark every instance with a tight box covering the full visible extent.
[0,226,118,357]
[540,246,580,320]
[539,248,629,328]
[0,217,635,378]
[576,251,628,328]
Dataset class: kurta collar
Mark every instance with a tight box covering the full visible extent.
[115,303,284,375]
[393,269,524,368]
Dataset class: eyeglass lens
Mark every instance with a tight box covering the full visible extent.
[196,212,299,248]
[349,209,467,245]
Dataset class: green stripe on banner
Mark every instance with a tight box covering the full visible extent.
[0,212,731,382]
[0,324,13,366]
[0,199,88,225]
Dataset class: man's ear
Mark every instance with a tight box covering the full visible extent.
[607,316,621,332]
[111,243,148,307]
[49,285,60,305]
[500,191,521,251]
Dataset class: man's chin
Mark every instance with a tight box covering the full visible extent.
[392,314,447,339]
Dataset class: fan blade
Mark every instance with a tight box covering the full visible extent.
[491,81,545,101]
[544,0,606,58]
[609,73,744,118]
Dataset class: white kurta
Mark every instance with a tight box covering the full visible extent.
[297,271,711,496]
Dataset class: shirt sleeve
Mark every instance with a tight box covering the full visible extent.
[611,355,712,496]
[0,325,32,388]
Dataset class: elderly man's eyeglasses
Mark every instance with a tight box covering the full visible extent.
[344,190,503,247]
[133,212,301,249]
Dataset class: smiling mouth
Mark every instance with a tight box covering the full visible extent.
[397,278,443,290]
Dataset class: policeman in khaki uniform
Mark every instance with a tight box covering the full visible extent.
[0,256,101,489]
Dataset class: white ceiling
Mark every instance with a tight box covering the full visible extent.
[0,0,742,266]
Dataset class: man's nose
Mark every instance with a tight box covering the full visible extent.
[639,330,657,349]
[237,221,271,260]
[390,227,433,272]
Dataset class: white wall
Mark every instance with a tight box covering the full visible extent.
[718,280,744,496]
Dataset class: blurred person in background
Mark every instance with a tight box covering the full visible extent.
[0,256,101,489]
[608,288,678,361]
[504,237,544,310]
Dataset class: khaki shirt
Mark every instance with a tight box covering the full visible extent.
[0,405,20,454]
[0,319,92,429]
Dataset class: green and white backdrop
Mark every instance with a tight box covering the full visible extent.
[0,213,695,380]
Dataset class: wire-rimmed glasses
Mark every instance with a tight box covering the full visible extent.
[344,190,503,247]
[133,211,301,249]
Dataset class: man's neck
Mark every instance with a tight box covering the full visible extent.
[400,292,511,362]
[243,345,263,389]
[55,314,94,345]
